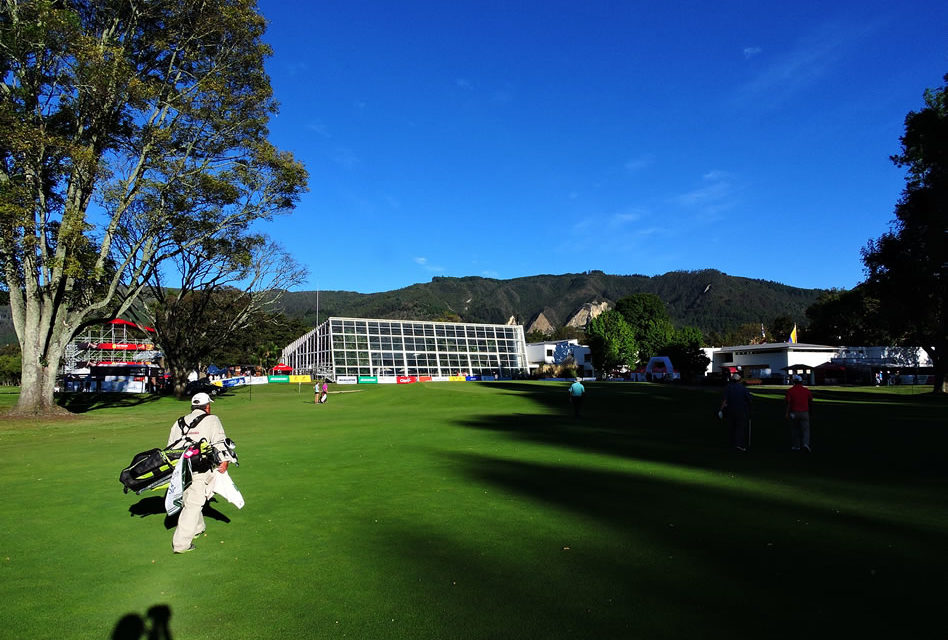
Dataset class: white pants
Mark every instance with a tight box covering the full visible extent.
[172,470,214,551]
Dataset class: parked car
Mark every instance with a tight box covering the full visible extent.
[185,377,220,398]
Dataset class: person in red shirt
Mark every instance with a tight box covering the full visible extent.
[785,375,813,452]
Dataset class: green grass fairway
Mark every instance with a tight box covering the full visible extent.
[1,382,946,639]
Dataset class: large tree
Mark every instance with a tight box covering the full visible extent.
[585,310,636,377]
[615,293,675,365]
[660,326,710,382]
[208,313,311,371]
[804,286,890,346]
[862,74,947,393]
[146,235,306,398]
[0,0,307,413]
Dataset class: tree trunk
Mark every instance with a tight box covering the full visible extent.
[12,336,68,416]
[923,346,945,395]
[932,364,947,395]
[167,360,193,401]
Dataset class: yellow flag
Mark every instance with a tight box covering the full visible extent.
[789,324,798,344]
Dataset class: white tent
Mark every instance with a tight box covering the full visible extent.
[645,356,679,380]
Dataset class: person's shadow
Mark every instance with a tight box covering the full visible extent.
[112,604,173,639]
[128,496,231,529]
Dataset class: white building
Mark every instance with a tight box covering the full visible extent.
[281,317,530,381]
[525,339,594,378]
[702,342,933,385]
[704,342,841,383]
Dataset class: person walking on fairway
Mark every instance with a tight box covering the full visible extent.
[568,377,585,417]
[785,375,813,452]
[720,373,752,451]
[168,392,235,553]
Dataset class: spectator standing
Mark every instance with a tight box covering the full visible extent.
[720,373,752,451]
[568,377,585,417]
[785,375,814,452]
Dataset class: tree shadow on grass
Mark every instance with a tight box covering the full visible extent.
[380,383,948,637]
[58,387,240,413]
[56,392,164,413]
[378,450,946,638]
[469,382,948,484]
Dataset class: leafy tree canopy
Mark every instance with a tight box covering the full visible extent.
[0,0,307,413]
[585,310,636,376]
[862,73,947,393]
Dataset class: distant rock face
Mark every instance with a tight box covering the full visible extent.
[566,301,611,329]
[526,312,554,335]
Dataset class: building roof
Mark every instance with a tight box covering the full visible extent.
[714,342,838,353]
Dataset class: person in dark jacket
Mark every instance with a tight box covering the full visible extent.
[720,373,752,451]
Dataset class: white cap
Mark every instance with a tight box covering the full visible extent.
[191,392,214,407]
[792,375,803,382]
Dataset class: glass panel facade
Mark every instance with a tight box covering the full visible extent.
[281,317,529,380]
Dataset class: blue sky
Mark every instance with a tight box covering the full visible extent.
[255,0,947,294]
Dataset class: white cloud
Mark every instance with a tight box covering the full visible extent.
[330,147,359,169]
[624,154,654,173]
[670,171,737,215]
[306,121,331,138]
[611,211,643,226]
[736,21,876,105]
[414,257,444,272]
[743,46,762,59]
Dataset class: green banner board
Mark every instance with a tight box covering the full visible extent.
[268,375,290,383]
[358,376,378,384]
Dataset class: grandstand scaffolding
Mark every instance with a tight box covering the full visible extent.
[63,319,162,373]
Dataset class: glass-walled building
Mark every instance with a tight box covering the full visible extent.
[281,317,529,380]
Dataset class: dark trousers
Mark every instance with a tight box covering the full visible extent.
[728,414,749,448]
[570,395,583,416]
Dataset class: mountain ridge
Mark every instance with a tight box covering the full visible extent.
[275,269,826,336]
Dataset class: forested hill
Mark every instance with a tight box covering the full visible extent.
[275,270,825,336]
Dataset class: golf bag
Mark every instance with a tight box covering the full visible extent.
[119,444,189,494]
[118,413,216,495]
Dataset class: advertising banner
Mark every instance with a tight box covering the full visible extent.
[337,376,358,385]
[378,376,398,384]
[465,375,482,382]
[268,375,290,383]
[249,376,269,385]
[221,376,247,388]
[397,376,417,384]
[431,376,450,383]
[418,376,432,382]
[358,376,378,384]
[481,375,496,381]
[448,376,466,382]
[289,375,312,383]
